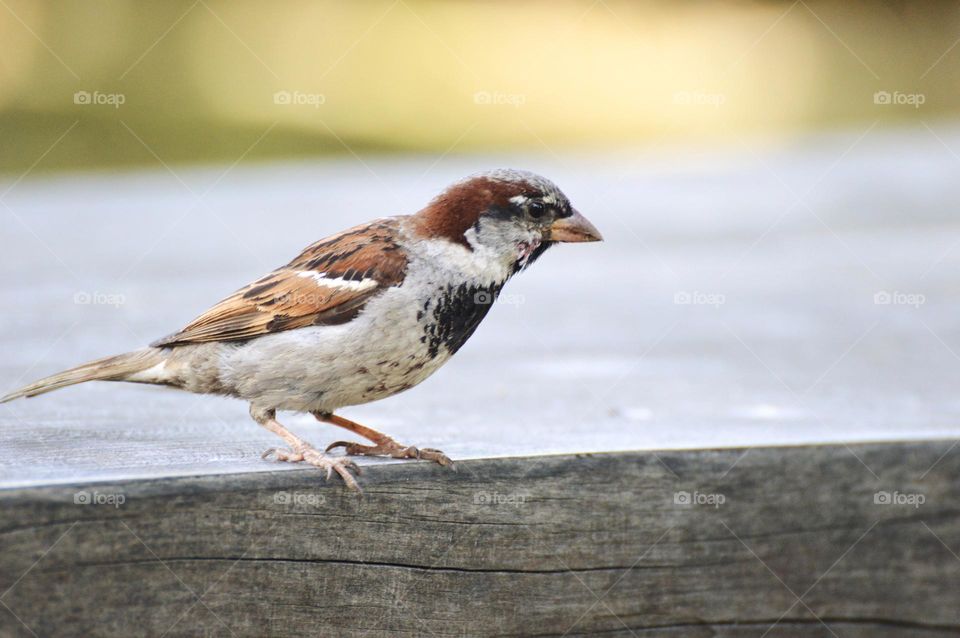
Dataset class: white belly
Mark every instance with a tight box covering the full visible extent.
[215,284,452,412]
[211,235,513,413]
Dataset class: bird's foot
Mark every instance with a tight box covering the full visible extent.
[262,445,362,490]
[325,437,454,468]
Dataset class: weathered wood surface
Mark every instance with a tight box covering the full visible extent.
[2,129,960,635]
[3,127,960,487]
[1,442,959,636]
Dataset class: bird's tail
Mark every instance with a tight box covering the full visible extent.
[1,348,167,402]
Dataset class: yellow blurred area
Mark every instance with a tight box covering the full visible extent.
[0,0,958,172]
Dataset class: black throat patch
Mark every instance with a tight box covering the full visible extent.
[422,282,504,358]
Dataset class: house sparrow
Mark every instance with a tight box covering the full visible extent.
[1,169,602,489]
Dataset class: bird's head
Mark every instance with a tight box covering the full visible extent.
[412,169,602,273]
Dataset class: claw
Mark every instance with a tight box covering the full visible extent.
[314,413,453,469]
[262,445,362,491]
[324,437,453,468]
[325,440,352,453]
[262,447,305,462]
[420,448,455,468]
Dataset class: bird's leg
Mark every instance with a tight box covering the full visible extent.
[314,411,454,468]
[252,406,361,490]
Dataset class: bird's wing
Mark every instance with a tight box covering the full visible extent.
[151,218,408,347]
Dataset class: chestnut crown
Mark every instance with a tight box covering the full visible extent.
[412,169,601,251]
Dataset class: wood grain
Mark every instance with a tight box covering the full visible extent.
[4,135,960,488]
[3,133,960,636]
[1,441,958,637]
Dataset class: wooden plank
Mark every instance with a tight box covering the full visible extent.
[1,441,958,636]
[2,131,960,635]
[4,134,960,488]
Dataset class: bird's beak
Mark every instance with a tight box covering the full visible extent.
[548,209,603,243]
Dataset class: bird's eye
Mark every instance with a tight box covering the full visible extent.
[527,201,546,218]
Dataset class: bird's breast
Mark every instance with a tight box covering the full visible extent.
[418,281,503,358]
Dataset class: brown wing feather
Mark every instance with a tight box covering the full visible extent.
[151,218,408,347]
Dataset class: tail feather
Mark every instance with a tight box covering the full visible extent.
[1,348,166,402]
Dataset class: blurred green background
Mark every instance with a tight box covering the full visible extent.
[1,0,958,173]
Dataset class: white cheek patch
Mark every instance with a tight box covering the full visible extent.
[296,271,379,291]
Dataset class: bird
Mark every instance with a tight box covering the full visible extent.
[1,169,602,489]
